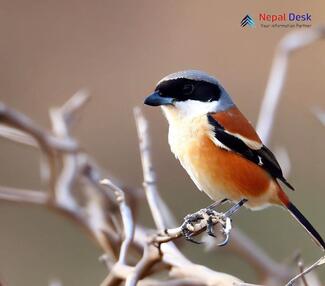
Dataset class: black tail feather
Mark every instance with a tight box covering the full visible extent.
[287,202,325,251]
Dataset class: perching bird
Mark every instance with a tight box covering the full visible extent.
[144,70,325,249]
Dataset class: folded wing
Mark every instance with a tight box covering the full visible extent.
[207,113,294,191]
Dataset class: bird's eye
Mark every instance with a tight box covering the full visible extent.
[182,83,195,95]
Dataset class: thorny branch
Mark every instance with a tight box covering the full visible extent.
[0,26,325,286]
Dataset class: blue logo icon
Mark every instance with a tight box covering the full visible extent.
[241,15,255,27]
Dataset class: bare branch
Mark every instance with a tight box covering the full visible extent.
[206,228,292,283]
[294,254,308,286]
[0,186,48,204]
[0,124,38,147]
[100,178,135,265]
[49,106,80,209]
[256,26,325,145]
[100,263,134,286]
[169,264,243,285]
[138,278,205,286]
[133,107,167,230]
[0,102,78,152]
[286,256,325,286]
[60,89,90,126]
[125,244,161,286]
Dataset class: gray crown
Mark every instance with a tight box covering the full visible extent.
[157,70,219,86]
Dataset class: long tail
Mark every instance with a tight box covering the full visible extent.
[278,190,325,251]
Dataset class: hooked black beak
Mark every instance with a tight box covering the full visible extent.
[144,91,174,106]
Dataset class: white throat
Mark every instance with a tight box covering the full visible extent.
[173,100,219,118]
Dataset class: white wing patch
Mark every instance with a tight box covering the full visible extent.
[257,156,263,166]
[207,128,231,151]
[207,120,262,152]
[230,133,262,150]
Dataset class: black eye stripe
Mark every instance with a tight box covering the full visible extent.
[156,78,221,102]
[182,83,195,95]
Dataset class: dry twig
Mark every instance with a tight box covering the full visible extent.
[256,26,325,145]
[286,256,325,286]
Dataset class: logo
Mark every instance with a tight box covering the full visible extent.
[240,13,312,29]
[259,12,312,28]
[241,15,255,27]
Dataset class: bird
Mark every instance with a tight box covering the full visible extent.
[144,69,325,249]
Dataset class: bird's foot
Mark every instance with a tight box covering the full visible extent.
[181,208,231,245]
[215,214,232,246]
[181,210,205,244]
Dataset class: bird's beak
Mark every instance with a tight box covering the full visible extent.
[144,91,174,106]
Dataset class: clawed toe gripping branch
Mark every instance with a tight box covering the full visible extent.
[152,208,231,246]
[180,208,231,245]
[159,198,246,246]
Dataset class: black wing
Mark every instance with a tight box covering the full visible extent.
[207,114,294,190]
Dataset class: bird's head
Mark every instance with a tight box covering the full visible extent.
[144,70,234,118]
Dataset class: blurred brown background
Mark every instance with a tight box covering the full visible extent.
[0,1,324,285]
